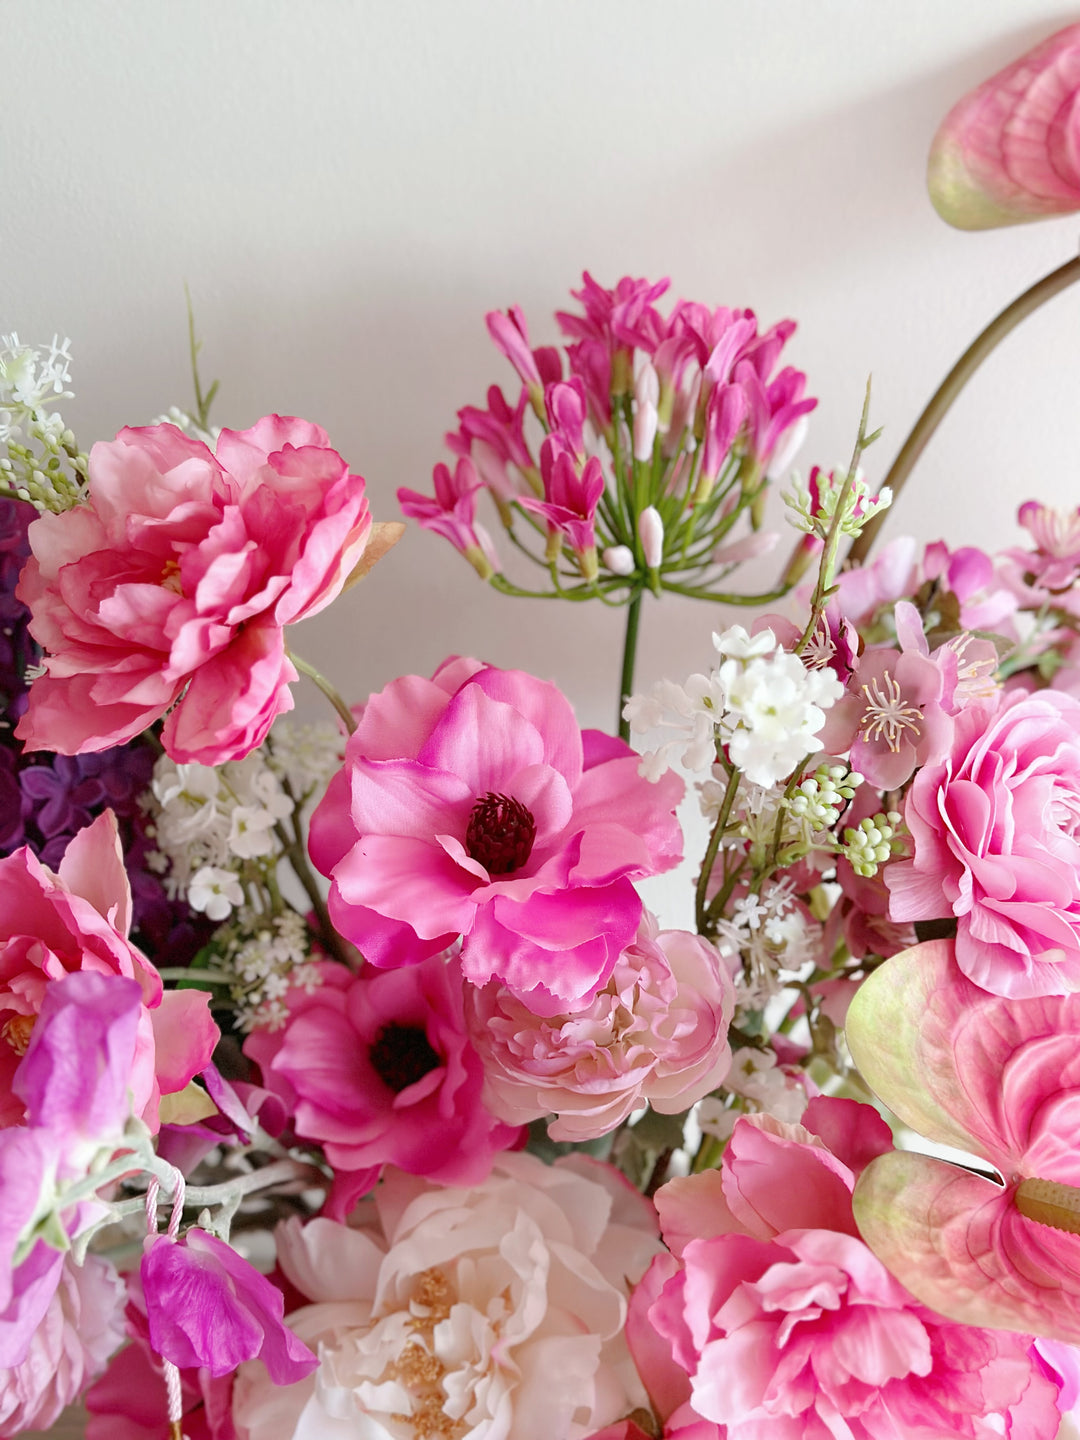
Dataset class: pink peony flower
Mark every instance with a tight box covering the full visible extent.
[0,1251,125,1434]
[636,1100,1068,1439]
[887,686,1080,995]
[244,954,522,1213]
[928,23,1080,229]
[847,938,1080,1344]
[0,811,218,1129]
[466,915,733,1141]
[308,658,684,1014]
[232,1152,661,1440]
[16,415,375,763]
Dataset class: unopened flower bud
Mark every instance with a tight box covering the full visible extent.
[638,506,664,569]
[633,362,660,462]
[603,545,635,576]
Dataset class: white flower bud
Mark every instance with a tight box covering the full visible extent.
[638,506,664,569]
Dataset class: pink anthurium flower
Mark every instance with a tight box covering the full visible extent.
[846,937,1080,1342]
[928,23,1080,229]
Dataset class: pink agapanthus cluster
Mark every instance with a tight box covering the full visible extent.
[632,1098,1070,1439]
[16,415,375,764]
[309,656,684,1014]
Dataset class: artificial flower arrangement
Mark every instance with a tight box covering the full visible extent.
[4,23,1080,1440]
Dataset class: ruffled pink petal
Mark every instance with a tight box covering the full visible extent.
[150,989,220,1096]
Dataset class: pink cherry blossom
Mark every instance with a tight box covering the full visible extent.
[846,938,1080,1343]
[308,658,683,1015]
[0,811,218,1129]
[887,686,1080,996]
[834,534,919,626]
[16,415,374,763]
[928,23,1080,229]
[635,1101,1068,1438]
[244,954,522,1213]
[398,456,501,578]
[466,915,733,1141]
[1000,500,1080,616]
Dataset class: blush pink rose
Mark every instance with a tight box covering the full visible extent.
[16,415,373,763]
[309,657,684,1014]
[244,954,522,1215]
[466,914,733,1140]
[0,811,218,1129]
[887,688,1080,996]
[635,1101,1068,1440]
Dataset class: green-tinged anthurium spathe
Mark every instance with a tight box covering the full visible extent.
[846,938,1080,1342]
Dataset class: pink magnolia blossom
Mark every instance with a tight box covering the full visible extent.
[847,938,1080,1343]
[0,811,218,1129]
[232,1153,661,1440]
[398,457,501,579]
[887,686,1080,996]
[634,1100,1068,1438]
[928,23,1080,229]
[244,954,522,1214]
[0,1251,125,1434]
[308,658,683,1015]
[466,915,734,1141]
[16,415,374,763]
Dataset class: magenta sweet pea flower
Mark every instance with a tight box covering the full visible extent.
[309,658,683,1014]
[16,415,376,763]
[141,1227,316,1383]
[928,23,1080,229]
[847,938,1080,1343]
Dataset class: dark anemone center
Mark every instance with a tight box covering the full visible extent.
[368,1024,442,1093]
[465,791,536,875]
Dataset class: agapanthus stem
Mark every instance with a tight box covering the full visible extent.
[847,248,1080,565]
[618,590,644,740]
[288,650,357,734]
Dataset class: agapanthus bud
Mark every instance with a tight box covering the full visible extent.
[603,545,635,576]
[633,362,660,462]
[638,506,664,569]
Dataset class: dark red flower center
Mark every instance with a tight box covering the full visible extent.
[368,1024,442,1094]
[465,791,536,874]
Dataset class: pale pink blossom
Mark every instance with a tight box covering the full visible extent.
[16,415,374,763]
[308,658,683,1015]
[887,687,1080,995]
[1000,500,1080,615]
[232,1153,661,1440]
[466,915,733,1141]
[637,506,664,569]
[928,23,1080,229]
[635,1100,1068,1439]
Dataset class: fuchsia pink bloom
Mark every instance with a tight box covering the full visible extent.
[398,456,501,578]
[632,1098,1068,1439]
[309,658,683,1014]
[518,444,605,575]
[847,938,1080,1344]
[0,811,218,1129]
[244,955,522,1215]
[887,686,1080,996]
[928,23,1080,229]
[16,415,374,764]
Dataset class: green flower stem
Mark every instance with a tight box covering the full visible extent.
[661,581,792,605]
[274,817,357,969]
[847,249,1080,566]
[288,650,356,734]
[695,765,740,934]
[617,589,644,740]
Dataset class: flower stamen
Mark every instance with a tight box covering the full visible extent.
[858,672,922,753]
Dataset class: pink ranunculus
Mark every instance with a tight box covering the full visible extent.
[638,1101,1068,1439]
[16,414,374,763]
[245,952,522,1211]
[0,811,218,1129]
[0,1250,125,1434]
[232,1152,662,1440]
[887,687,1080,996]
[308,659,684,1015]
[846,938,1080,1344]
[466,915,733,1141]
[928,23,1080,229]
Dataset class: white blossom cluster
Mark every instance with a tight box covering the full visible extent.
[625,625,843,788]
[147,751,295,919]
[698,1045,809,1139]
[220,907,321,1033]
[0,333,87,510]
[713,879,819,1007]
[264,720,345,802]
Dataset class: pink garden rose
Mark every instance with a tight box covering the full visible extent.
[0,811,218,1129]
[232,1153,661,1440]
[633,1100,1068,1439]
[16,415,376,763]
[928,23,1080,229]
[466,915,734,1141]
[887,687,1080,996]
[244,954,522,1214]
[308,657,684,1014]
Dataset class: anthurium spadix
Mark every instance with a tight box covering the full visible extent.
[845,938,1080,1342]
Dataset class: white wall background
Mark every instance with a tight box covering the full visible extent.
[6,0,1080,927]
